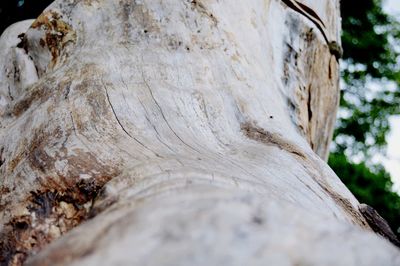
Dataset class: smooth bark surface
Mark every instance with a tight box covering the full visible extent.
[0,0,399,265]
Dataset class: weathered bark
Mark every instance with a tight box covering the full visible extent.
[0,0,399,265]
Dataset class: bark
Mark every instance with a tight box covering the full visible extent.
[0,0,399,265]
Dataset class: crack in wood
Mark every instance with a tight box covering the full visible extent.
[69,112,77,136]
[7,85,14,101]
[102,80,134,139]
[141,71,201,154]
[102,79,162,158]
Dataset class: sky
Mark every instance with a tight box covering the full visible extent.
[384,0,400,15]
[386,116,400,191]
[382,0,400,191]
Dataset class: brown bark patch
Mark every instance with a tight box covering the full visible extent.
[0,190,83,265]
[31,11,76,67]
[0,172,116,266]
[1,128,120,266]
[10,85,52,117]
[241,122,306,158]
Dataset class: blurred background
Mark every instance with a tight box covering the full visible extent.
[330,0,400,236]
[1,0,400,235]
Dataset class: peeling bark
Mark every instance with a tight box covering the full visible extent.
[0,0,399,265]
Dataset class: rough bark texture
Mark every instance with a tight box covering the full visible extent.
[0,0,399,265]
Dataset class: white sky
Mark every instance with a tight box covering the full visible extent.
[382,0,400,191]
[385,116,400,191]
[384,0,400,15]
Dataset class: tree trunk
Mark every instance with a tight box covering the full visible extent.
[0,0,399,265]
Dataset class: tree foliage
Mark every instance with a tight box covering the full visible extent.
[336,0,400,159]
[330,0,400,233]
[329,152,400,232]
